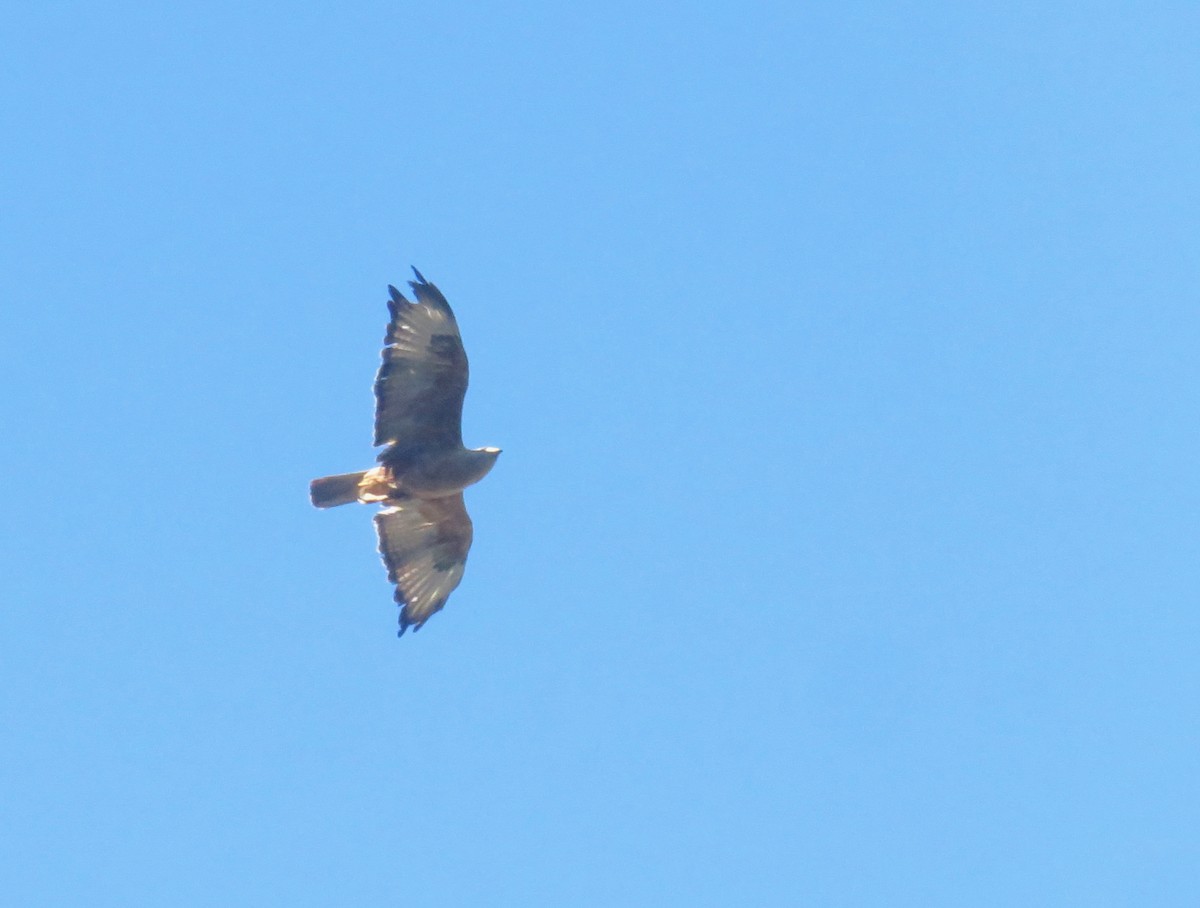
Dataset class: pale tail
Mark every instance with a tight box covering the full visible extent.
[310,471,368,509]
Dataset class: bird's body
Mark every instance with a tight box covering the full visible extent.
[310,268,499,636]
[376,445,500,498]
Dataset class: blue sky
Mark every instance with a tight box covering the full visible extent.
[3,2,1198,905]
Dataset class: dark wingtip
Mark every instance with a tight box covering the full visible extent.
[410,265,428,284]
[387,284,406,304]
[396,619,425,637]
[394,588,411,638]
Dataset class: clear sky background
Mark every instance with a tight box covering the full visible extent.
[3,2,1198,905]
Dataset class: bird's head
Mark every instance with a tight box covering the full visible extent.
[465,446,501,485]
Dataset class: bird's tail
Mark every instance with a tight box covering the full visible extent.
[310,471,369,509]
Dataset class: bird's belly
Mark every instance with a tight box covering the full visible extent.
[400,471,471,498]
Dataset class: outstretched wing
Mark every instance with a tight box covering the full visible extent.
[374,494,474,635]
[373,268,469,451]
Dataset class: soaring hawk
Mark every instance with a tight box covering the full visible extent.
[310,268,500,636]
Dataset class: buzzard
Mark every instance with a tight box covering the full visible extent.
[310,268,500,636]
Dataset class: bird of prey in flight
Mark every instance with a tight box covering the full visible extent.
[310,268,500,636]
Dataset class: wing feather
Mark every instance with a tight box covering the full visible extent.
[373,269,469,451]
[374,494,474,635]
